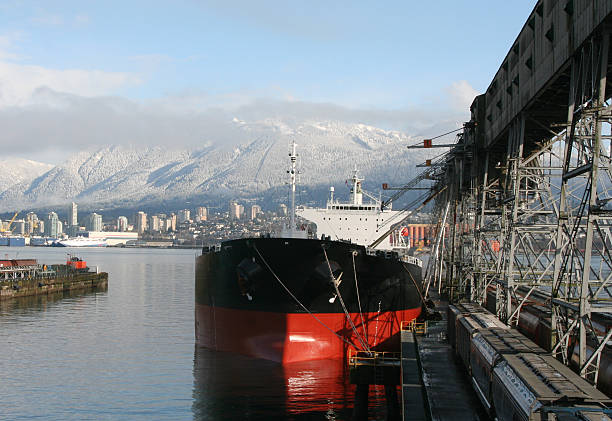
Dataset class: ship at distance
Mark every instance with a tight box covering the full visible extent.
[195,143,424,363]
[52,237,108,247]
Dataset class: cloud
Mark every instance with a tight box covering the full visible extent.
[446,80,479,111]
[0,83,471,164]
[0,61,140,107]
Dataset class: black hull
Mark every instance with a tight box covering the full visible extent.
[195,237,423,362]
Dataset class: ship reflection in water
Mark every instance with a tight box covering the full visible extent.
[192,346,392,420]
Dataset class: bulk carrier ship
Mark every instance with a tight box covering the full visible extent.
[195,144,423,363]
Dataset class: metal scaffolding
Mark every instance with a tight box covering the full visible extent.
[423,5,612,387]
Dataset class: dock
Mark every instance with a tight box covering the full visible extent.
[0,273,108,300]
[407,296,487,421]
[400,329,427,421]
[0,258,108,300]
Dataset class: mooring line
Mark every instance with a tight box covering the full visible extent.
[252,244,361,350]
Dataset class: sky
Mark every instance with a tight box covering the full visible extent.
[0,0,537,163]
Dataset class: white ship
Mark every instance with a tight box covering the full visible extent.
[54,237,108,247]
[296,170,410,251]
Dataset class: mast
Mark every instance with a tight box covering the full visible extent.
[289,141,297,231]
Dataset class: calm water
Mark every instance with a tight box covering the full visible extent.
[0,247,391,420]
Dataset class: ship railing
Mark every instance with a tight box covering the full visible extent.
[401,255,423,267]
[401,320,428,335]
[365,248,377,256]
[348,349,401,367]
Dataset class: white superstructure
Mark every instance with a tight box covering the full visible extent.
[297,170,408,251]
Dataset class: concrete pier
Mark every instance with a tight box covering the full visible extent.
[400,293,488,421]
[0,272,108,300]
[400,329,427,421]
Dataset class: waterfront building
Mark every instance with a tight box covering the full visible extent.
[45,212,61,237]
[117,216,128,232]
[148,214,160,232]
[196,206,207,222]
[86,213,103,232]
[68,202,78,227]
[67,225,80,237]
[169,213,177,231]
[24,220,34,235]
[278,203,287,216]
[135,211,147,234]
[85,231,138,246]
[178,209,191,224]
[229,201,242,219]
[25,212,38,234]
[37,220,44,235]
[250,205,261,220]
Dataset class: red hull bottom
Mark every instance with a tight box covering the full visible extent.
[195,304,421,363]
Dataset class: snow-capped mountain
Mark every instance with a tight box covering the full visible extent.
[0,159,55,193]
[0,119,437,212]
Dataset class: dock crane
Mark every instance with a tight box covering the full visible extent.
[369,125,472,247]
[1,211,19,233]
[369,186,447,249]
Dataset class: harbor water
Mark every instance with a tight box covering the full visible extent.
[0,247,391,420]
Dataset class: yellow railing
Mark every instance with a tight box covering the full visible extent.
[401,320,428,334]
[348,349,401,367]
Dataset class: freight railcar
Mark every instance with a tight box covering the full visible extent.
[470,328,546,414]
[484,287,612,395]
[456,312,507,371]
[449,303,612,420]
[491,353,611,421]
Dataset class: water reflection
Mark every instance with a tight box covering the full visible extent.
[193,346,369,420]
[0,287,107,315]
[192,346,400,420]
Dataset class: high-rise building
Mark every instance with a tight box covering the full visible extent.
[25,212,38,235]
[45,212,60,237]
[135,211,147,234]
[196,206,207,222]
[229,201,241,219]
[87,213,103,232]
[24,220,34,235]
[250,205,261,220]
[37,220,44,235]
[148,215,160,232]
[68,202,78,227]
[178,209,191,224]
[117,216,128,232]
[278,204,287,216]
[169,213,177,231]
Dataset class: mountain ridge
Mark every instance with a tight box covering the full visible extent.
[0,119,435,212]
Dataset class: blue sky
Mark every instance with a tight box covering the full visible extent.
[0,0,537,161]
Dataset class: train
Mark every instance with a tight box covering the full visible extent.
[448,303,612,421]
[484,289,612,397]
